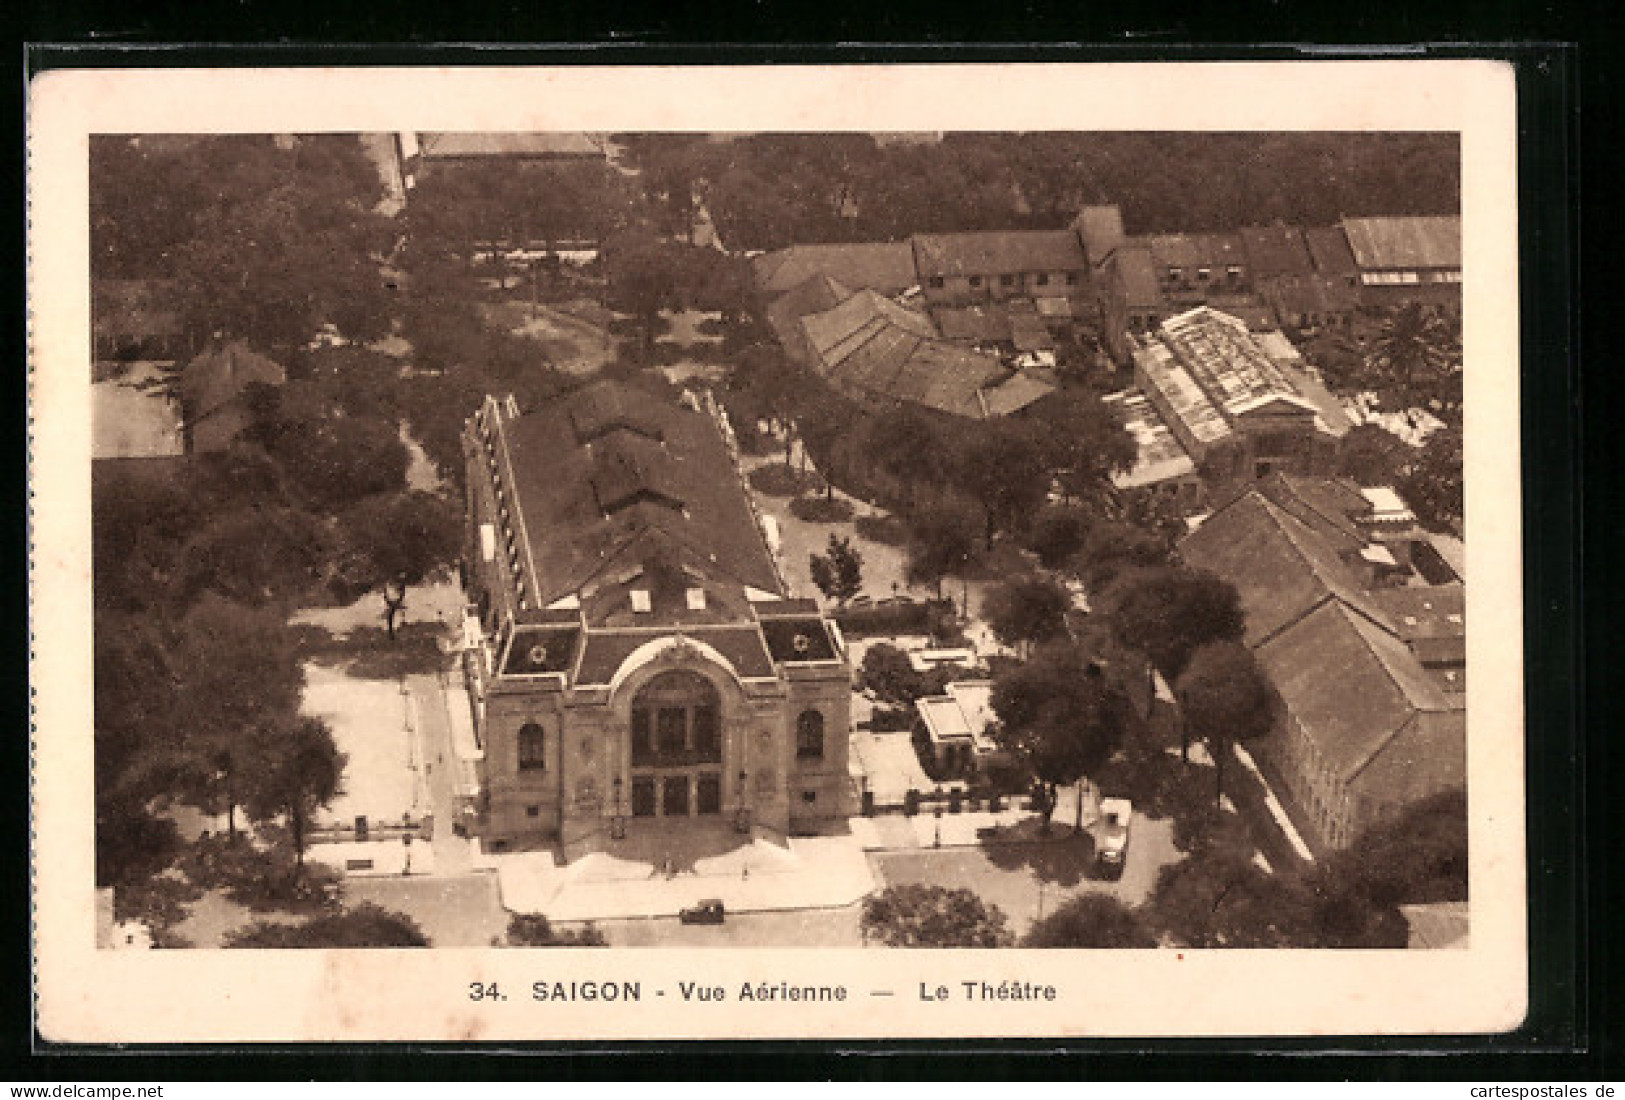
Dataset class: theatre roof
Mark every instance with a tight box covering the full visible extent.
[494,381,782,616]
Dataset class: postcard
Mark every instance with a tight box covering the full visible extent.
[30,60,1524,1042]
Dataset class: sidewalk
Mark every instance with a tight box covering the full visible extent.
[496,832,876,922]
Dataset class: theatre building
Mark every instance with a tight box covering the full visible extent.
[459,382,852,853]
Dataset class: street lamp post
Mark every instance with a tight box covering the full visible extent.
[735,769,750,834]
[933,806,943,849]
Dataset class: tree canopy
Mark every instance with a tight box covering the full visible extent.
[224,903,430,948]
[991,641,1129,831]
[1023,893,1157,948]
[1398,427,1463,534]
[1175,640,1277,805]
[1105,566,1246,685]
[502,914,609,947]
[861,884,1014,948]
[809,533,865,608]
[982,574,1072,655]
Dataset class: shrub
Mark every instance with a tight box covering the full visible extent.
[869,705,915,732]
[747,463,823,498]
[790,495,853,523]
[836,598,955,638]
[854,513,909,546]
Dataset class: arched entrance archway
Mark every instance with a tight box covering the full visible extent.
[627,669,724,819]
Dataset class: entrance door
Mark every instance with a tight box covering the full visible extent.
[696,773,721,815]
[662,775,690,817]
[631,777,656,817]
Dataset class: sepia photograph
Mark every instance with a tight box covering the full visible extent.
[31,62,1525,1041]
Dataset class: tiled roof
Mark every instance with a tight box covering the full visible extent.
[1181,485,1465,799]
[1253,472,1370,551]
[573,626,778,684]
[178,341,286,423]
[1073,205,1126,264]
[752,242,918,298]
[1009,312,1055,352]
[417,132,603,159]
[1110,247,1166,310]
[1265,273,1361,319]
[1144,232,1248,272]
[1303,226,1358,276]
[495,381,782,617]
[799,291,1048,419]
[933,304,1012,344]
[1340,216,1461,271]
[1179,490,1391,647]
[1239,226,1314,280]
[911,230,1085,279]
[757,616,839,662]
[765,274,851,364]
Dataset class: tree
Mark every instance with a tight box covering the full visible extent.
[224,903,429,948]
[860,884,1014,947]
[1174,641,1277,808]
[339,491,462,639]
[1024,503,1091,570]
[262,412,411,516]
[905,494,982,608]
[982,574,1071,657]
[603,232,685,352]
[1322,788,1468,910]
[240,717,346,871]
[1025,389,1138,506]
[1398,427,1463,533]
[990,642,1129,834]
[808,533,864,608]
[501,914,609,947]
[173,505,333,609]
[1361,303,1461,424]
[1105,566,1246,755]
[1336,422,1412,487]
[1023,894,1157,948]
[1076,521,1171,596]
[957,426,1050,549]
[1146,848,1317,948]
[171,595,306,840]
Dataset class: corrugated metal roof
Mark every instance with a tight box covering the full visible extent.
[1340,216,1461,271]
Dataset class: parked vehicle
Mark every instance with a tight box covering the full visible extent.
[1095,797,1133,880]
[679,898,726,925]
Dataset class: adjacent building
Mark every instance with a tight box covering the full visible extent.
[912,229,1089,308]
[1179,476,1465,854]
[1105,306,1351,509]
[1340,215,1462,310]
[795,288,1055,420]
[459,382,853,854]
[175,341,286,454]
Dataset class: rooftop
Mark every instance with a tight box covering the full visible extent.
[1303,226,1358,276]
[752,242,919,298]
[911,230,1086,279]
[484,381,782,623]
[178,341,286,423]
[1072,205,1126,265]
[1340,216,1461,271]
[1238,226,1314,280]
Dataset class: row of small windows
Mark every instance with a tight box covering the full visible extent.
[927,272,1082,290]
[1360,269,1462,286]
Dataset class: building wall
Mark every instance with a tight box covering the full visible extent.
[474,643,851,850]
[189,401,255,454]
[921,268,1086,307]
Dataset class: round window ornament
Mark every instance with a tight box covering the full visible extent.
[527,643,549,667]
[792,633,812,654]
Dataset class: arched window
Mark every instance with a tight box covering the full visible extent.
[518,722,546,771]
[632,670,722,766]
[796,710,824,760]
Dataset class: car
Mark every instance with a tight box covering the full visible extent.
[1094,797,1133,880]
[679,898,726,925]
